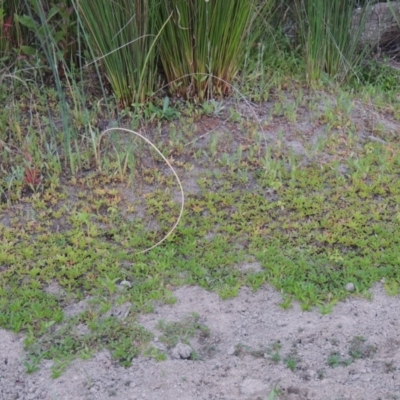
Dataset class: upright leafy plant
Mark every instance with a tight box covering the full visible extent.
[293,0,371,83]
[77,0,158,107]
[13,0,79,68]
[0,0,23,64]
[155,0,273,99]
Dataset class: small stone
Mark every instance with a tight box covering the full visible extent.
[308,370,317,379]
[345,283,355,292]
[119,280,132,289]
[171,343,192,359]
[227,346,236,355]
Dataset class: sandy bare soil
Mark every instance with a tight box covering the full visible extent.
[1,283,400,400]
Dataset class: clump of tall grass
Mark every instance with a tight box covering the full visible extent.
[293,0,371,83]
[155,0,274,100]
[77,0,159,108]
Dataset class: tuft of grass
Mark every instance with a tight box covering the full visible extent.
[268,385,282,400]
[266,341,282,363]
[77,0,159,107]
[293,0,371,83]
[143,346,167,361]
[155,0,274,99]
[156,313,210,350]
[348,336,377,360]
[284,356,298,371]
[327,352,342,368]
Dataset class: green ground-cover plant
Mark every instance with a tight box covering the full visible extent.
[2,101,400,370]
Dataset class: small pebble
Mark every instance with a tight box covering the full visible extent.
[345,282,355,292]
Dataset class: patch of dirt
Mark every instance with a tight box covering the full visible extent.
[1,284,400,400]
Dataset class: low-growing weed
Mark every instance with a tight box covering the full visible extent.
[327,336,377,368]
[284,356,297,371]
[143,346,167,362]
[348,336,377,360]
[327,352,341,368]
[266,341,282,363]
[156,313,210,350]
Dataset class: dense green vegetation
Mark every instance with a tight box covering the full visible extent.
[1,0,400,373]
